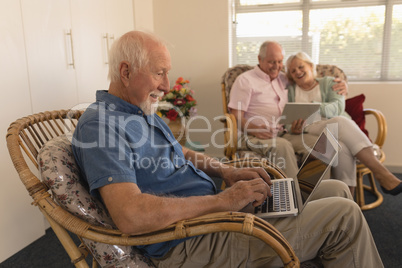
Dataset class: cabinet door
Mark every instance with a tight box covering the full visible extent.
[70,0,134,104]
[106,0,135,40]
[21,0,78,112]
[0,0,45,262]
[70,0,109,104]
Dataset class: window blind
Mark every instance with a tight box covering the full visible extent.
[232,0,402,81]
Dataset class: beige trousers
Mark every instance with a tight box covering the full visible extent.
[151,180,383,268]
[241,134,299,178]
[283,116,373,186]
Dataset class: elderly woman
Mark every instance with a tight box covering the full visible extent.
[285,51,401,196]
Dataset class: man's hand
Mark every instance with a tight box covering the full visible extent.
[216,178,270,210]
[332,77,348,96]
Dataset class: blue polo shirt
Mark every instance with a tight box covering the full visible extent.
[72,90,216,258]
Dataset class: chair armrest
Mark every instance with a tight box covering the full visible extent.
[221,83,229,114]
[363,108,387,147]
[37,194,298,267]
[221,113,238,159]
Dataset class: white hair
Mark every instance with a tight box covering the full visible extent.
[258,41,285,59]
[108,31,167,83]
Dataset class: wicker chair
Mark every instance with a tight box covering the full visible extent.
[221,64,387,210]
[315,65,386,210]
[6,110,299,268]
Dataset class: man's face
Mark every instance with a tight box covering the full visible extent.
[125,45,171,115]
[258,44,284,80]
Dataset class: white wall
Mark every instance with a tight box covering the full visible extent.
[153,0,402,171]
[133,0,154,31]
[153,0,230,157]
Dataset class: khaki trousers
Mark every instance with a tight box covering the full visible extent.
[151,180,383,268]
[241,134,299,178]
[283,116,373,187]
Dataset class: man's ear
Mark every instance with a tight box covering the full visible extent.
[119,61,131,87]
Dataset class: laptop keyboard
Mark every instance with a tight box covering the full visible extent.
[255,180,291,213]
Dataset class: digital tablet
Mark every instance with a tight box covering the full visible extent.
[279,103,321,124]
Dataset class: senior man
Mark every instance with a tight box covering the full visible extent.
[72,31,383,267]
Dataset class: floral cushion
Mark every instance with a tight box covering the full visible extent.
[38,134,155,268]
[315,64,347,81]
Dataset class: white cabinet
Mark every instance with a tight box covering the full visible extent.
[70,0,109,104]
[0,0,134,262]
[21,0,79,112]
[71,0,134,104]
[106,0,136,38]
[0,0,46,262]
[21,0,134,110]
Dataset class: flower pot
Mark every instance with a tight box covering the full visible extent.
[168,119,187,146]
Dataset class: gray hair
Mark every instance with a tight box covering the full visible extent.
[108,31,167,83]
[258,41,284,59]
[285,51,317,83]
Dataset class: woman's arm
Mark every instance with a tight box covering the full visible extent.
[318,77,346,118]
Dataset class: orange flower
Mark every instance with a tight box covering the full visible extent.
[175,77,189,85]
[176,77,184,84]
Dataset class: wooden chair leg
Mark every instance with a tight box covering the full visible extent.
[41,208,89,268]
[360,172,384,211]
[92,259,99,268]
[355,171,365,208]
[355,169,384,211]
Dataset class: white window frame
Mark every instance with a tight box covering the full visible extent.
[230,0,402,81]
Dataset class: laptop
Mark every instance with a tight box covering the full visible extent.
[241,128,339,218]
[279,103,321,124]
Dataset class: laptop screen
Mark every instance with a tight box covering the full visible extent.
[296,130,338,204]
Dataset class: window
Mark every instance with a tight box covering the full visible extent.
[231,0,402,81]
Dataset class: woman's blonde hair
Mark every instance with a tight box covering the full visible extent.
[285,51,317,84]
